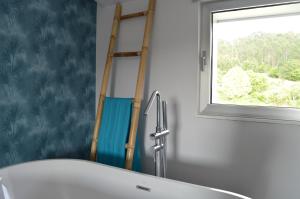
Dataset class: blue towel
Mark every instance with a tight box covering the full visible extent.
[97,97,141,171]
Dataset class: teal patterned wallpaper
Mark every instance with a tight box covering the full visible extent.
[0,0,96,168]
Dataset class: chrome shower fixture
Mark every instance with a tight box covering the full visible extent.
[145,90,169,178]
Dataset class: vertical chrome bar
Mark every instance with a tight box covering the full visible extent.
[155,94,161,177]
[162,101,168,177]
[162,101,168,129]
[155,138,161,177]
[156,94,161,132]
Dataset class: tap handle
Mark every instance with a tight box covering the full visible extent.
[153,144,164,151]
[150,130,170,139]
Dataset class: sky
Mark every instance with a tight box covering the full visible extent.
[214,14,300,41]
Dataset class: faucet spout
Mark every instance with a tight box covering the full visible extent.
[144,90,160,115]
[145,90,162,132]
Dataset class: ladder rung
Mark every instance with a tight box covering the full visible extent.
[113,51,141,57]
[120,11,147,20]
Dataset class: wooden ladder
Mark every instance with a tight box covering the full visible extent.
[90,0,156,170]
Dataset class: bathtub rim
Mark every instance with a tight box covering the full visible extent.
[0,159,251,199]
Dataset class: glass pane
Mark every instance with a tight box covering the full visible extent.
[212,3,300,109]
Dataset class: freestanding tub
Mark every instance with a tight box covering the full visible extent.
[0,160,250,199]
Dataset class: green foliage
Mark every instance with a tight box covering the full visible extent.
[219,67,252,99]
[265,91,290,106]
[216,32,300,108]
[217,32,300,81]
[290,86,300,101]
[256,64,270,73]
[268,67,280,78]
[247,71,268,93]
[217,57,239,73]
[280,59,300,81]
[240,59,258,71]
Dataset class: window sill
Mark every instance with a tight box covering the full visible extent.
[197,103,300,125]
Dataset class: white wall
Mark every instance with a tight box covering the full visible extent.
[96,1,300,198]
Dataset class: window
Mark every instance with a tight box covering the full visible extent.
[199,0,300,124]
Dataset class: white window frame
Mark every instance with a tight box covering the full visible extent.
[198,0,300,125]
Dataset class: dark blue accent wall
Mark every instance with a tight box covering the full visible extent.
[0,0,96,168]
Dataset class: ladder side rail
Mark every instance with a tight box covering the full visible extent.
[90,3,122,161]
[125,0,156,170]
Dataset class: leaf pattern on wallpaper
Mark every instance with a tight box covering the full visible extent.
[0,0,96,168]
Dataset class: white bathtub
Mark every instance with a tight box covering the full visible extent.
[0,160,250,199]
